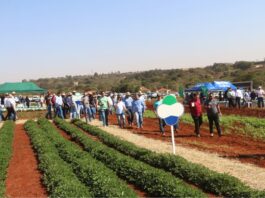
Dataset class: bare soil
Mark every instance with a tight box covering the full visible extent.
[108,115,265,168]
[5,124,47,198]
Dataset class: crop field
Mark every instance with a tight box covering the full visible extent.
[0,106,265,197]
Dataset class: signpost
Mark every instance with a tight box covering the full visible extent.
[157,95,184,154]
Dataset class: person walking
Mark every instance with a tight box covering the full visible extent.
[55,92,64,119]
[153,93,166,135]
[98,92,110,127]
[205,93,222,137]
[89,92,97,119]
[227,88,236,108]
[132,94,145,129]
[115,96,127,128]
[44,91,53,119]
[123,92,134,126]
[189,93,203,137]
[256,86,265,108]
[82,91,92,122]
[235,88,243,108]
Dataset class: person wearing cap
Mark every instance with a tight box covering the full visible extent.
[189,93,203,137]
[153,93,166,135]
[256,86,265,108]
[98,92,110,126]
[205,93,222,137]
[132,93,145,129]
[123,92,134,126]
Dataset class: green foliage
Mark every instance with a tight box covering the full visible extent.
[24,120,91,198]
[37,118,137,198]
[73,119,265,197]
[0,121,15,197]
[54,118,206,198]
[31,60,265,92]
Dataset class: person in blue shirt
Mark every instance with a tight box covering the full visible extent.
[153,94,166,135]
[132,94,145,129]
[123,92,134,127]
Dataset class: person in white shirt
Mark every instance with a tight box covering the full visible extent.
[4,94,16,121]
[227,88,236,108]
[235,88,243,108]
[115,97,127,128]
[55,92,64,119]
[256,86,265,108]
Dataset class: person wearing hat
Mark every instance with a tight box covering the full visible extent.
[205,93,222,137]
[256,86,265,108]
[123,92,134,126]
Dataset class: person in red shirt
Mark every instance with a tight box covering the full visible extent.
[189,93,203,137]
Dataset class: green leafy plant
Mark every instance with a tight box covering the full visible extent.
[54,118,207,198]
[37,118,137,198]
[0,121,15,197]
[73,119,265,197]
[24,120,91,198]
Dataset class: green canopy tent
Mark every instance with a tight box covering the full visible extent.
[0,82,46,94]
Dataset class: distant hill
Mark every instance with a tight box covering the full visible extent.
[28,60,265,93]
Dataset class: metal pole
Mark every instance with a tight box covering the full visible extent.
[171,125,176,154]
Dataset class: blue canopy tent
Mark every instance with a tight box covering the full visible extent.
[212,81,237,91]
[185,81,236,92]
[185,82,217,92]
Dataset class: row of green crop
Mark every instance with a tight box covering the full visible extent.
[54,117,207,198]
[144,110,265,140]
[37,118,137,197]
[73,119,265,197]
[24,120,92,197]
[0,121,15,197]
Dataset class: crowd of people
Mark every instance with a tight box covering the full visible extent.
[223,86,264,108]
[43,90,146,129]
[1,86,264,138]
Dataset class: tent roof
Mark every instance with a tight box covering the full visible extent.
[185,81,236,92]
[0,82,46,94]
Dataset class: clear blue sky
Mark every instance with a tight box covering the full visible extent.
[1,0,265,83]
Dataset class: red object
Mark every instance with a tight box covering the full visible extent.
[189,98,202,116]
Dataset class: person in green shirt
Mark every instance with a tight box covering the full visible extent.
[98,92,110,126]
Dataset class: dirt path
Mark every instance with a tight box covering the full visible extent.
[88,118,265,190]
[5,124,47,198]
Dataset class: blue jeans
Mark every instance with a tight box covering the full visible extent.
[100,109,109,126]
[0,109,3,121]
[45,104,52,119]
[126,108,134,125]
[56,105,64,119]
[90,107,96,119]
[70,106,77,119]
[134,111,143,128]
[84,105,92,122]
[258,97,264,108]
[116,113,126,128]
[158,118,166,132]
